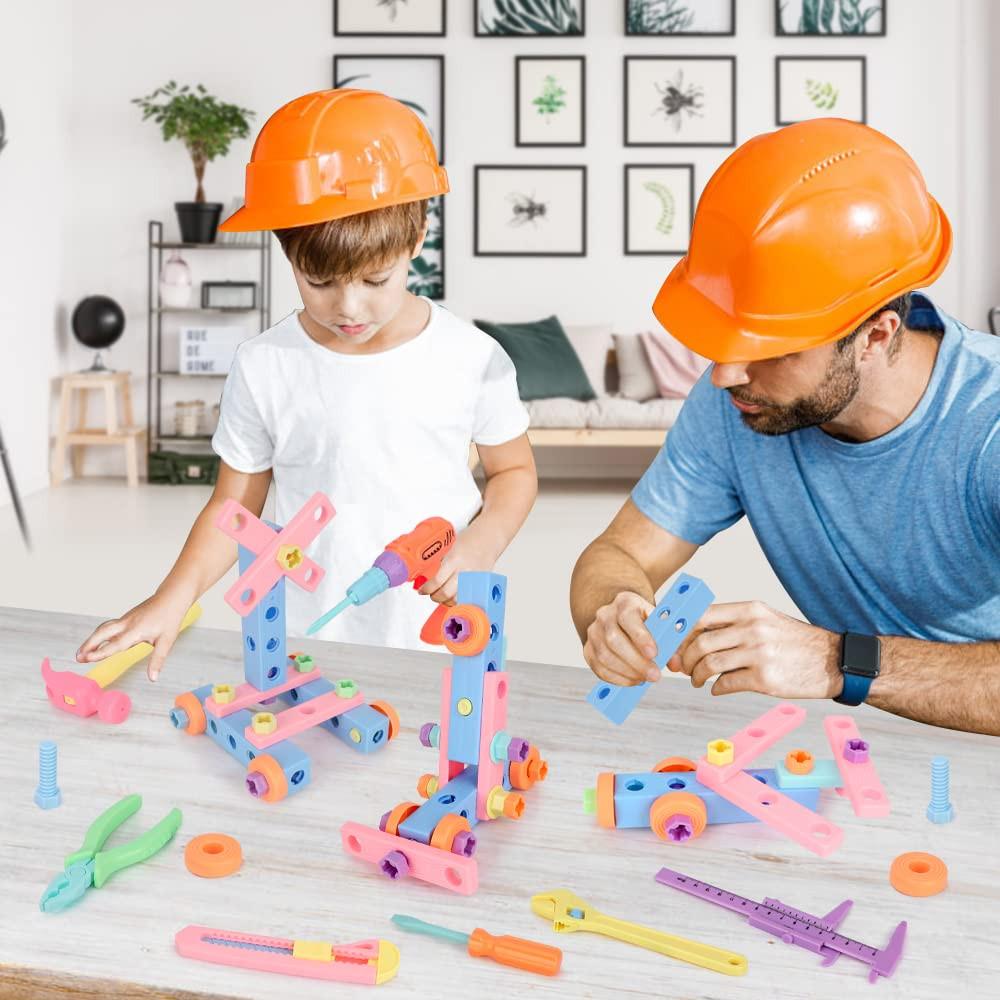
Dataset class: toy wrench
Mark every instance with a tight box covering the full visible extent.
[40,794,182,913]
[530,890,747,976]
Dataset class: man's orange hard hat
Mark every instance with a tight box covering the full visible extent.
[652,118,952,363]
[219,89,448,233]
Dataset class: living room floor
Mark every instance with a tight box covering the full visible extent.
[0,478,797,671]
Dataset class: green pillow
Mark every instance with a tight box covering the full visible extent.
[473,315,597,401]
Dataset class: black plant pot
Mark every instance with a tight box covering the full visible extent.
[175,202,223,244]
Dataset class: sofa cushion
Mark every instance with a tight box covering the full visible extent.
[564,323,614,397]
[613,333,659,402]
[588,396,684,429]
[474,315,597,402]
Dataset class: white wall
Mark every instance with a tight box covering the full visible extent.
[4,0,998,494]
[0,1,73,503]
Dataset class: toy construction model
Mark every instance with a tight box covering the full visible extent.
[170,492,398,801]
[342,571,548,894]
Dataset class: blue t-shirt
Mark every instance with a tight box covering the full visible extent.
[632,297,1000,642]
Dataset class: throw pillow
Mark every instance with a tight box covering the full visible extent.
[612,333,659,402]
[563,323,614,397]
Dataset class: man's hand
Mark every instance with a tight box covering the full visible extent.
[667,600,842,699]
[583,591,661,687]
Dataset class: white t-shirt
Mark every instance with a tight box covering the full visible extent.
[212,300,529,650]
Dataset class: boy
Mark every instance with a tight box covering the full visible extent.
[77,89,536,679]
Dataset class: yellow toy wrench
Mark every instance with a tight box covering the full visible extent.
[530,889,748,976]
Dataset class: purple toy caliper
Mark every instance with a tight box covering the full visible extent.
[655,867,906,984]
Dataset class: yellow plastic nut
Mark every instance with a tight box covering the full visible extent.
[336,679,358,698]
[417,773,439,798]
[276,544,303,571]
[212,684,235,705]
[252,712,277,735]
[486,786,508,819]
[349,727,362,744]
[707,739,734,765]
[292,939,332,962]
[457,697,474,717]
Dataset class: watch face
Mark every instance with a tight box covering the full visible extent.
[843,632,880,677]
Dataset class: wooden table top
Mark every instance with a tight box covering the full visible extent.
[2,606,997,1000]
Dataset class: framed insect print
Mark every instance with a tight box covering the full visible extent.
[626,0,735,36]
[624,56,736,147]
[476,0,585,36]
[516,56,585,147]
[624,164,694,256]
[408,196,445,298]
[776,0,885,36]
[474,165,587,257]
[775,56,866,125]
[333,54,445,160]
[333,0,447,36]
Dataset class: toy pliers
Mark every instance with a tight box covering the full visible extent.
[40,794,182,913]
[530,889,748,976]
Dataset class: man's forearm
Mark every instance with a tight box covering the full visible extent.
[569,539,656,643]
[867,636,1000,736]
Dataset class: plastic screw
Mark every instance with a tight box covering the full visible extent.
[34,741,62,810]
[926,756,955,824]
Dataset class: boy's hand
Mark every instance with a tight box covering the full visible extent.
[416,526,501,606]
[76,588,195,682]
[583,591,660,687]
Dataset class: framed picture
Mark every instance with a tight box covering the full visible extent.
[476,0,585,36]
[516,56,585,147]
[474,165,587,257]
[333,0,447,36]
[408,196,445,299]
[776,56,866,124]
[333,54,445,161]
[624,56,736,147]
[776,0,885,36]
[626,0,735,36]
[624,164,694,256]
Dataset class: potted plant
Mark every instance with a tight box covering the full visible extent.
[134,82,254,244]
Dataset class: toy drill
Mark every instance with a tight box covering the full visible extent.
[307,517,455,635]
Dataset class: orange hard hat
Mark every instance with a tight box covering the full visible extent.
[219,89,448,232]
[653,118,952,363]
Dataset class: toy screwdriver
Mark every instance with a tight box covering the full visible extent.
[390,915,562,976]
[307,517,455,635]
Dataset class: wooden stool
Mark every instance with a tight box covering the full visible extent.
[51,372,144,487]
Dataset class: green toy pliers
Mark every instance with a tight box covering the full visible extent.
[40,794,182,913]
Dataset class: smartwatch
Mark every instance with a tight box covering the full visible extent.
[834,632,881,706]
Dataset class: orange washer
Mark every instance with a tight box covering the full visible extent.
[185,833,243,878]
[785,749,814,775]
[510,746,548,790]
[369,700,400,741]
[442,604,491,656]
[384,801,420,837]
[890,852,948,897]
[595,772,617,829]
[429,813,472,852]
[246,754,288,804]
[653,756,697,773]
[649,792,707,843]
[174,692,206,736]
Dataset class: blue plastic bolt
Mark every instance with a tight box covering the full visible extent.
[169,706,190,730]
[34,741,62,810]
[926,756,954,824]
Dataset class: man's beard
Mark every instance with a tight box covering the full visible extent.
[728,349,861,437]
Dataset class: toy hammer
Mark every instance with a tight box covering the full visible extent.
[41,604,201,723]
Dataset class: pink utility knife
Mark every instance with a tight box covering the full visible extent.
[175,925,399,986]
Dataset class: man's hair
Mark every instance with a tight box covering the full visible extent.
[835,291,913,360]
[274,200,428,282]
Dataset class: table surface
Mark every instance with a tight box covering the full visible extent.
[2,606,997,1000]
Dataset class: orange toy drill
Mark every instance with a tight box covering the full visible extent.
[307,517,455,635]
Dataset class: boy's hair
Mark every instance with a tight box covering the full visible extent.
[274,200,428,282]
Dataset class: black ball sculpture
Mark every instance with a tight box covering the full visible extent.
[71,295,125,371]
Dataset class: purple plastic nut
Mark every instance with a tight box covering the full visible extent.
[378,811,391,833]
[419,723,437,748]
[443,615,471,643]
[844,738,870,764]
[246,772,269,798]
[379,850,410,880]
[507,738,530,762]
[665,814,694,843]
[451,831,478,858]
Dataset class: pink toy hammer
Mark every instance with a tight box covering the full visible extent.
[42,603,201,723]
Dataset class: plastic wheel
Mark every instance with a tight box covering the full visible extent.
[173,691,206,736]
[246,754,288,804]
[429,813,472,852]
[369,700,400,741]
[650,792,707,843]
[442,604,491,656]
[384,801,420,837]
[653,756,697,773]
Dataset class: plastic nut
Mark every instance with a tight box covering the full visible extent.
[336,679,358,698]
[843,738,870,764]
[707,739,734,765]
[212,684,235,705]
[276,544,303,570]
[252,712,277,735]
[293,654,314,672]
[785,749,814,775]
[417,773,439,798]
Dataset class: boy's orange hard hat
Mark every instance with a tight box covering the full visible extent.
[652,118,952,363]
[219,89,448,232]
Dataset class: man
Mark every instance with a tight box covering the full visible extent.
[570,118,1000,736]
